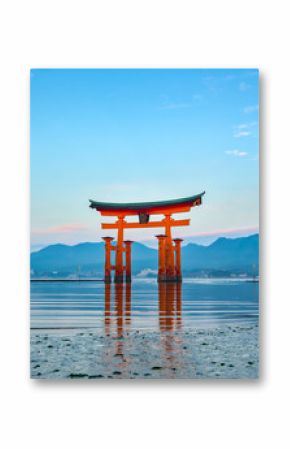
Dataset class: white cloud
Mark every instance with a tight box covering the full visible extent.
[32,223,89,235]
[136,268,158,278]
[239,81,251,91]
[244,104,259,113]
[234,130,251,138]
[233,121,257,138]
[237,123,256,129]
[159,102,191,110]
[225,149,248,157]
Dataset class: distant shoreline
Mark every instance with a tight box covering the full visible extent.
[30,278,104,282]
[30,277,259,283]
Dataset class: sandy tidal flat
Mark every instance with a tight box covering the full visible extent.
[31,323,259,379]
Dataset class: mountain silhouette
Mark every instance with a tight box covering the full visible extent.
[31,234,259,277]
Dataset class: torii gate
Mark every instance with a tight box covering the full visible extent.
[89,192,205,283]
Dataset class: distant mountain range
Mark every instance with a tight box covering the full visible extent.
[30,234,259,278]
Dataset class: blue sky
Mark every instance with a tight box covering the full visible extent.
[31,69,259,250]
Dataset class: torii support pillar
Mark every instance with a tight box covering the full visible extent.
[115,217,125,283]
[173,238,183,283]
[124,240,133,283]
[164,214,176,282]
[156,235,167,282]
[102,237,114,283]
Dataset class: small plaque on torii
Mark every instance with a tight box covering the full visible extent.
[139,213,150,224]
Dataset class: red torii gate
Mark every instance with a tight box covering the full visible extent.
[89,192,205,283]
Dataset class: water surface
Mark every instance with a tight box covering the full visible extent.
[31,279,259,331]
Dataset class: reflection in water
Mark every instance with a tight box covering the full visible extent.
[158,283,183,371]
[104,283,132,336]
[104,283,111,336]
[125,283,131,325]
[115,284,124,338]
[104,283,133,373]
[104,282,182,335]
[30,281,259,378]
[31,280,259,330]
[104,282,183,374]
[158,283,182,332]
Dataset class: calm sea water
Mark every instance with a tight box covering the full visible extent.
[30,279,259,331]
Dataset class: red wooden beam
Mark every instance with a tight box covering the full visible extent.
[101,218,190,230]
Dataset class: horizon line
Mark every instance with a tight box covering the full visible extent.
[31,231,259,253]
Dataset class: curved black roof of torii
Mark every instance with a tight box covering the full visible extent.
[89,192,205,212]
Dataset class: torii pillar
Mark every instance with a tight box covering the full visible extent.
[102,237,114,284]
[164,214,176,282]
[124,240,133,283]
[173,238,183,282]
[156,235,166,282]
[115,217,125,283]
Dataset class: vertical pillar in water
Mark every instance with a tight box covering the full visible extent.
[156,234,167,282]
[164,214,176,281]
[124,240,133,283]
[115,216,124,283]
[102,236,114,283]
[173,238,183,283]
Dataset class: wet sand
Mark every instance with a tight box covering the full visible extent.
[30,323,259,379]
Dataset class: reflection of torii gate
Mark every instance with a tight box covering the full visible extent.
[89,192,205,283]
